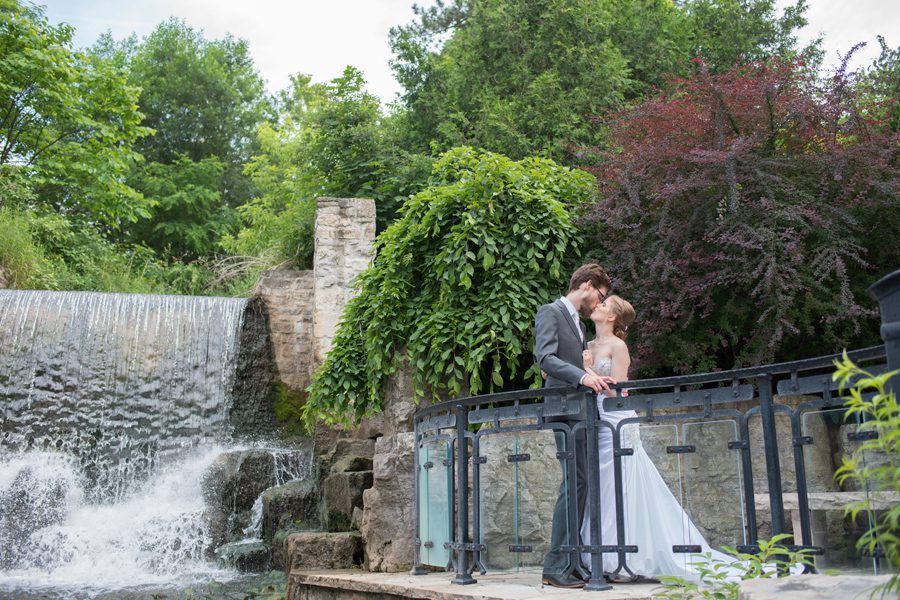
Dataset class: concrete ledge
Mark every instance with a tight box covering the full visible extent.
[286,569,658,600]
[739,574,893,599]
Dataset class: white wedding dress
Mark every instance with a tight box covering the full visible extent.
[579,357,735,580]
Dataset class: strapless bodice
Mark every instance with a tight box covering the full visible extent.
[592,357,612,377]
[592,356,641,447]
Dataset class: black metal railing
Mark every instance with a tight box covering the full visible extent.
[412,268,900,586]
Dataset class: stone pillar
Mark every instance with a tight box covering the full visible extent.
[255,270,315,391]
[313,197,376,365]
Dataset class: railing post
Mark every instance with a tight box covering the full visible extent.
[869,268,900,395]
[758,374,786,538]
[584,390,613,591]
[452,403,476,585]
[411,417,427,575]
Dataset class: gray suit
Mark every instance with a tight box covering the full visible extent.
[535,299,589,576]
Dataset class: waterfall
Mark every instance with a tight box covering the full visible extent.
[0,290,297,594]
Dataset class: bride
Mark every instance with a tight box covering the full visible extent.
[578,295,735,582]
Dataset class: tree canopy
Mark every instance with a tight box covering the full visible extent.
[0,0,150,227]
[388,0,815,163]
[580,55,898,374]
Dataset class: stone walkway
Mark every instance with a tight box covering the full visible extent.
[288,568,660,599]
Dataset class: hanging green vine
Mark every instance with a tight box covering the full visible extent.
[304,147,593,427]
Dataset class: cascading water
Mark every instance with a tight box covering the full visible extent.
[0,290,306,597]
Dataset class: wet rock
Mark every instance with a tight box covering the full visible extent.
[262,479,320,543]
[216,540,271,572]
[203,450,277,548]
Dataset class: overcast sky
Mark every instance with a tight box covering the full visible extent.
[35,0,900,106]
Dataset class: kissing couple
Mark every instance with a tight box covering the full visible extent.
[535,263,734,588]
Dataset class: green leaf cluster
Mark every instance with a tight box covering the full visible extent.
[1,0,151,227]
[833,353,900,597]
[0,205,211,294]
[653,534,814,599]
[224,68,432,270]
[304,147,591,427]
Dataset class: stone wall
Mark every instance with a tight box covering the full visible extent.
[255,270,316,392]
[313,197,376,365]
[256,197,375,393]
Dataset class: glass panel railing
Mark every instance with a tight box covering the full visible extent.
[477,429,565,572]
[418,438,452,567]
[682,419,746,551]
[621,422,688,575]
[804,408,898,575]
[747,410,794,542]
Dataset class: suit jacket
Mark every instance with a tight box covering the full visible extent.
[534,299,589,417]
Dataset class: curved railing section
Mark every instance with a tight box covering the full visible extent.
[412,344,895,586]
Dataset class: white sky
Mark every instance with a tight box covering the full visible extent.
[35,0,900,106]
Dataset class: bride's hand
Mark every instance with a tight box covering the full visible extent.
[582,349,592,368]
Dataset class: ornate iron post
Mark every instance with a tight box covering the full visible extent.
[869,268,900,389]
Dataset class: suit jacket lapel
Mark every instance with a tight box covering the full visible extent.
[554,300,585,349]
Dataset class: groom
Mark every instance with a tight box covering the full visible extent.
[534,262,614,589]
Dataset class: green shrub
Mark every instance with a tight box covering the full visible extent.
[834,353,900,598]
[653,534,814,599]
[305,147,592,427]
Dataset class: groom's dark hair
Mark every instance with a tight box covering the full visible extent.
[568,262,611,292]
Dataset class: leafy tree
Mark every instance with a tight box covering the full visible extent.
[580,57,899,375]
[683,0,817,71]
[126,155,233,258]
[390,0,633,161]
[224,68,431,270]
[305,147,593,426]
[95,19,271,257]
[0,0,150,226]
[389,0,813,163]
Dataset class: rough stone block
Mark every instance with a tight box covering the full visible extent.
[360,432,415,572]
[285,531,363,570]
[216,540,271,573]
[323,471,373,532]
[262,479,321,543]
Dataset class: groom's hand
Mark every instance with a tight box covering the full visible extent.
[583,373,614,393]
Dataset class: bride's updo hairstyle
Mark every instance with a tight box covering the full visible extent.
[606,295,635,341]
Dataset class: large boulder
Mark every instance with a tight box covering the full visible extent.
[261,479,321,543]
[323,471,373,532]
[360,432,415,572]
[284,531,363,570]
[202,450,277,548]
[216,540,271,573]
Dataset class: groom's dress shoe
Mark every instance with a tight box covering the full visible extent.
[541,574,586,589]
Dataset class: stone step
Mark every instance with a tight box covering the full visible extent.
[286,569,657,600]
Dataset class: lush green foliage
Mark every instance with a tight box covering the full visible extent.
[653,534,814,599]
[0,0,151,227]
[93,19,272,258]
[224,68,431,270]
[580,56,898,374]
[389,0,813,163]
[305,147,592,426]
[0,207,211,294]
[127,155,233,259]
[834,354,900,597]
[684,0,815,71]
[390,0,632,161]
